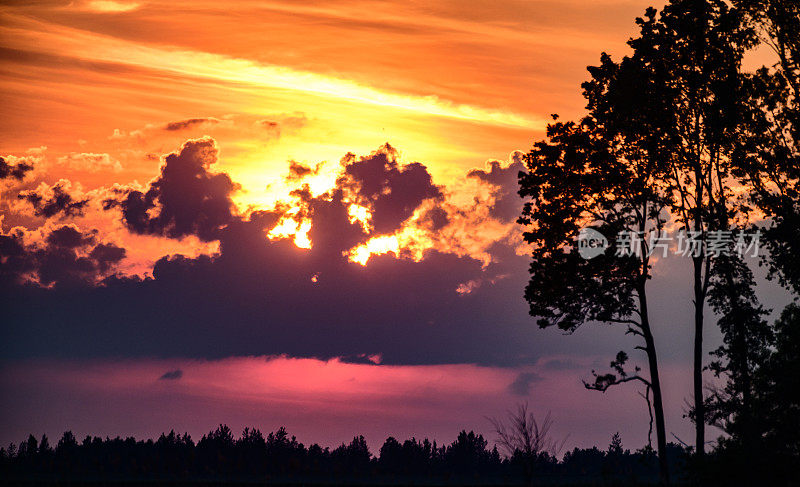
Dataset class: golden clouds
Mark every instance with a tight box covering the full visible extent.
[0,0,649,284]
[84,1,141,13]
[253,147,526,267]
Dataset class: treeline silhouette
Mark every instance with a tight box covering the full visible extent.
[0,426,687,485]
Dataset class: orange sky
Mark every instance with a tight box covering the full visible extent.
[0,0,651,184]
[0,0,661,274]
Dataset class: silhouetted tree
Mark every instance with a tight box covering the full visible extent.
[750,303,800,480]
[702,303,800,485]
[620,1,758,461]
[264,426,305,474]
[603,433,627,479]
[609,432,624,457]
[703,252,773,450]
[443,431,493,475]
[331,435,371,476]
[520,2,763,475]
[489,404,566,484]
[518,9,678,481]
[731,0,800,294]
[377,436,403,473]
[196,424,235,474]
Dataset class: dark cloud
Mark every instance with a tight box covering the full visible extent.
[0,195,554,366]
[0,156,33,181]
[46,225,95,248]
[339,354,382,365]
[507,372,543,396]
[467,152,526,222]
[18,181,89,219]
[337,144,442,234]
[0,230,32,281]
[89,243,127,273]
[104,137,238,241]
[0,225,125,288]
[1,173,544,366]
[286,160,317,181]
[419,205,450,232]
[0,142,627,367]
[159,369,183,380]
[1,230,531,365]
[302,188,367,258]
[163,117,222,131]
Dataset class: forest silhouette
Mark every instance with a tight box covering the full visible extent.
[1,425,687,485]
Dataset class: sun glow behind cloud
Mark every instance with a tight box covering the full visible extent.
[267,216,312,249]
[348,235,401,265]
[347,204,373,234]
[346,205,439,266]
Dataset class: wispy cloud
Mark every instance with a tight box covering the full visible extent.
[0,14,544,130]
[84,1,141,13]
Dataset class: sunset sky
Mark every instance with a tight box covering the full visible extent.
[0,0,792,452]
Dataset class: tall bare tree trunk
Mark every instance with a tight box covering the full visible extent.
[690,0,708,463]
[639,284,669,485]
[693,256,705,458]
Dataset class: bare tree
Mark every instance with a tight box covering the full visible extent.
[489,403,567,484]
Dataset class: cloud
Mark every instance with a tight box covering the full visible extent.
[1,140,620,368]
[286,160,319,181]
[339,354,382,365]
[0,156,34,181]
[18,180,90,219]
[336,143,443,234]
[107,114,301,145]
[159,369,183,380]
[46,225,96,248]
[163,117,223,131]
[0,223,125,287]
[104,137,238,241]
[338,150,527,268]
[0,139,542,365]
[256,113,307,139]
[0,229,533,364]
[466,151,526,223]
[507,371,542,396]
[108,128,144,140]
[84,1,141,13]
[89,243,128,272]
[57,152,122,172]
